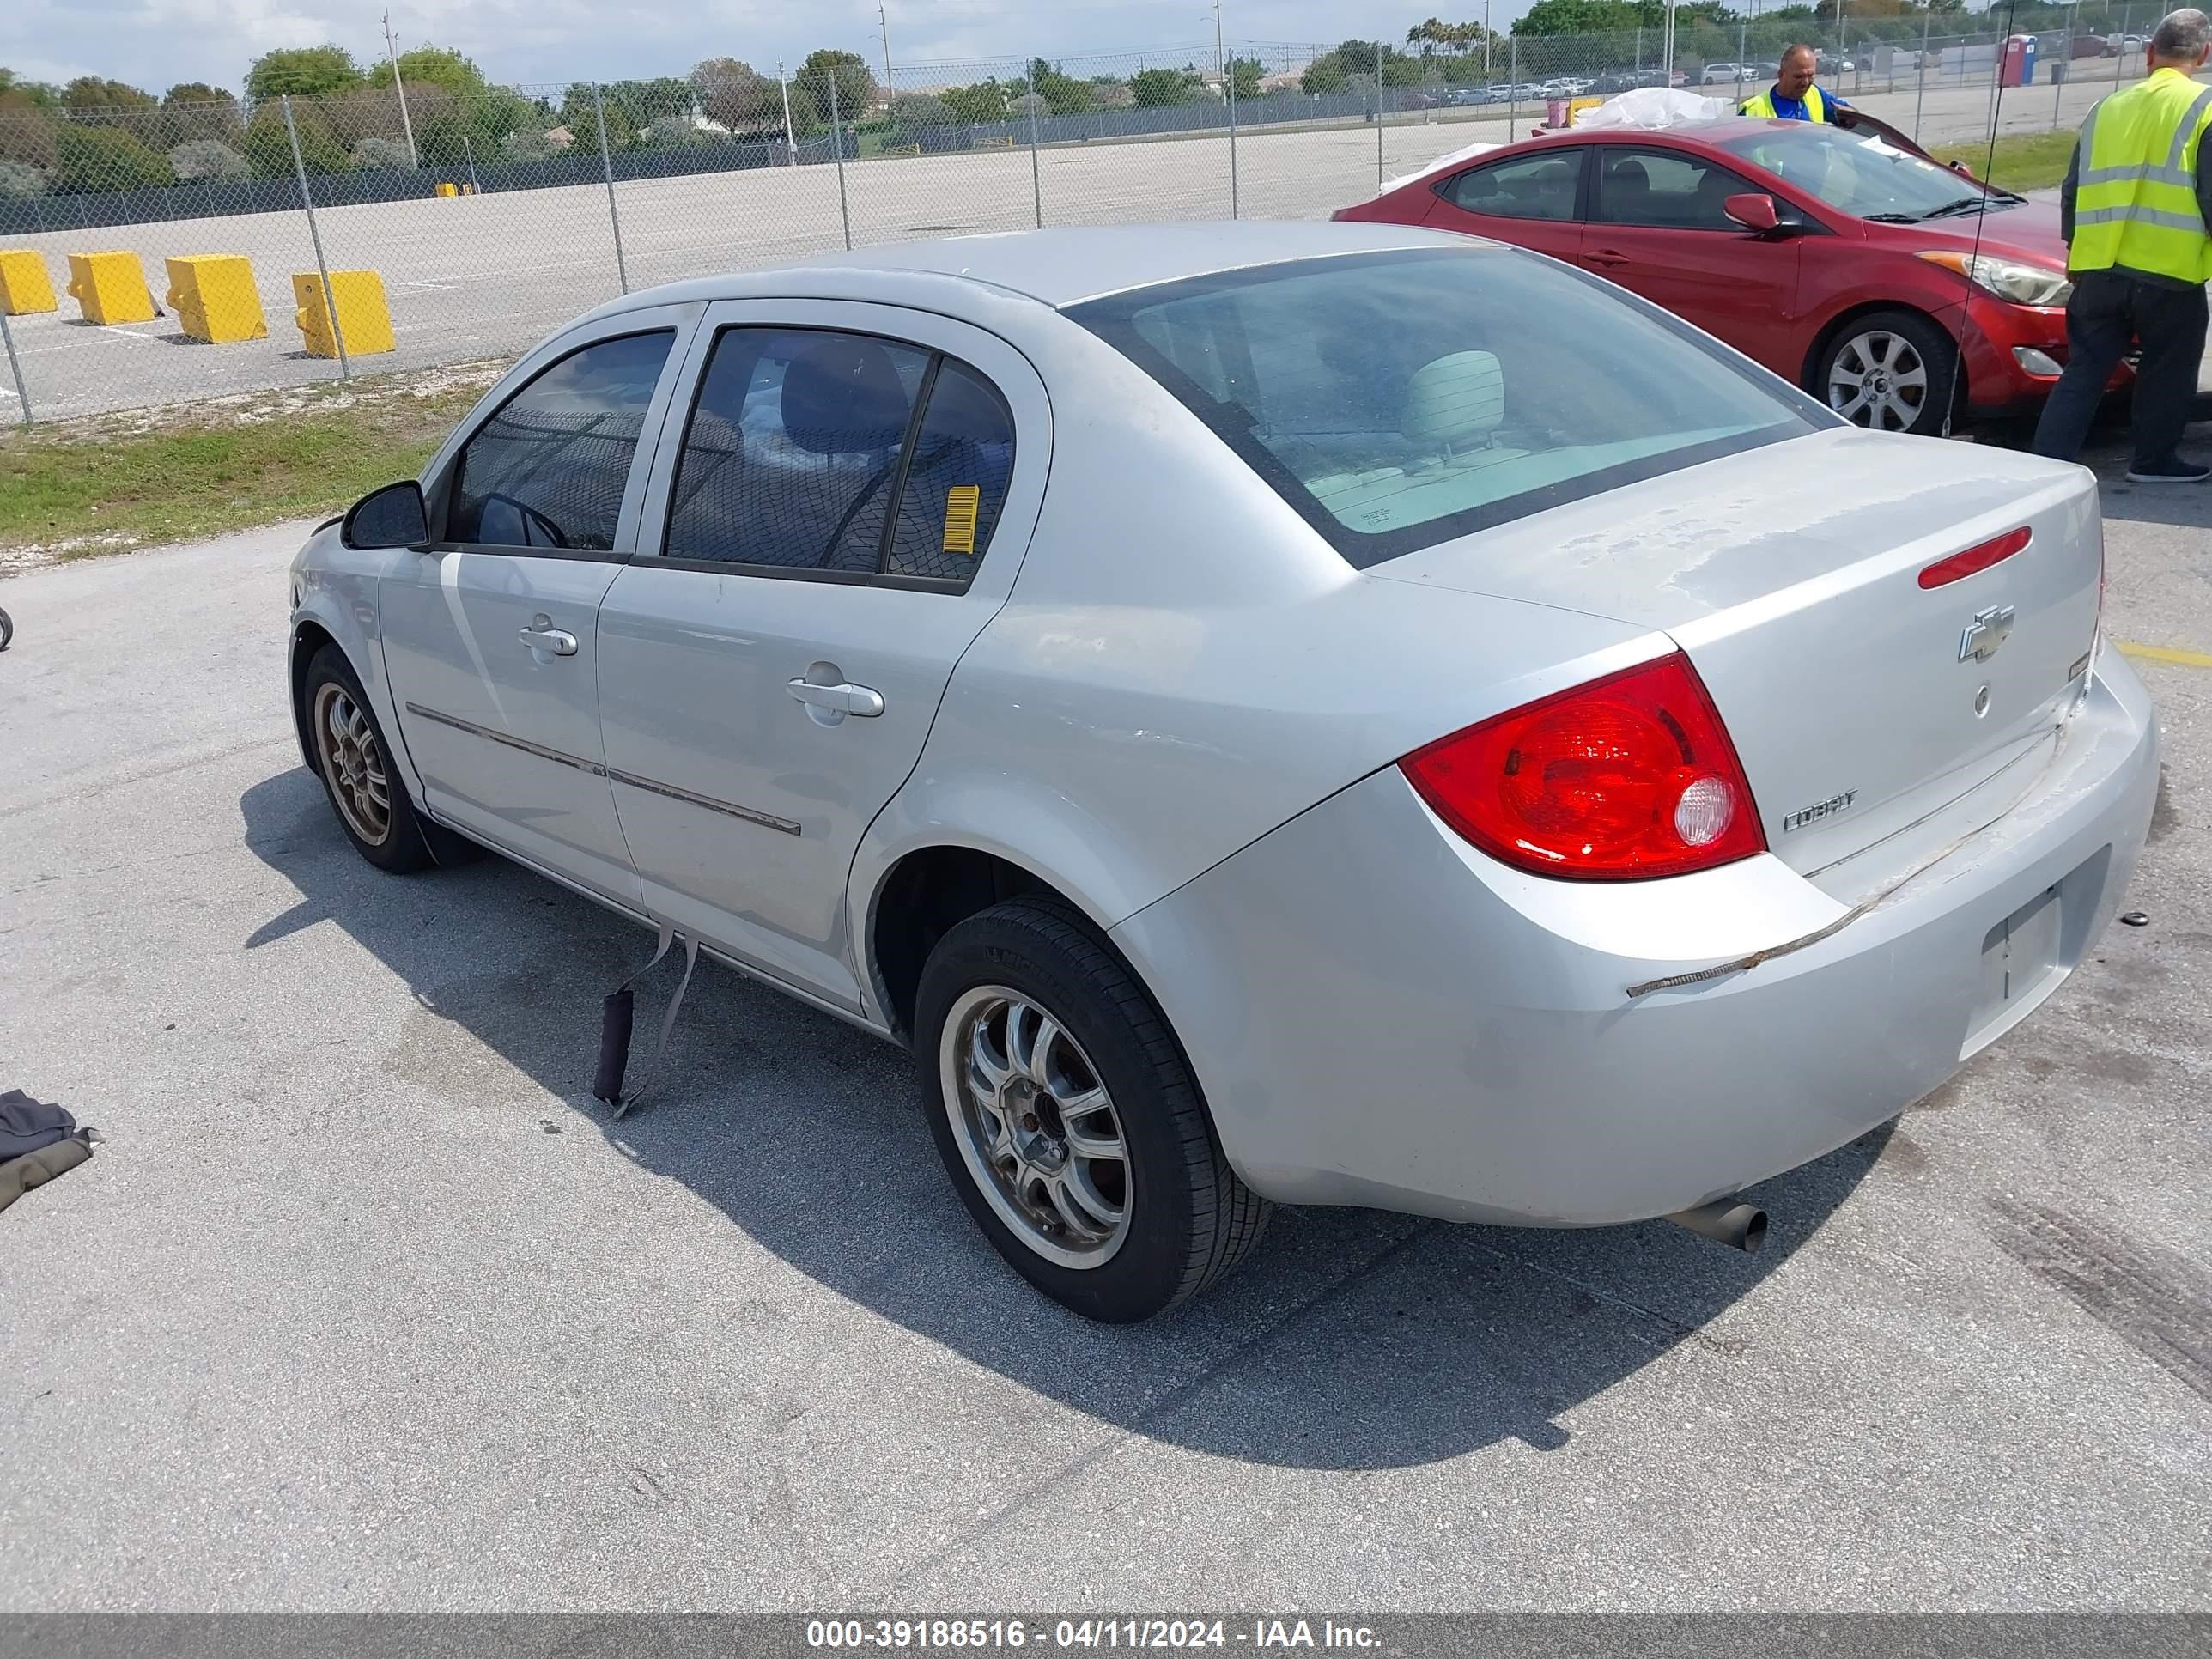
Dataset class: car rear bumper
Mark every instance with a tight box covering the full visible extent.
[1112,651,2158,1226]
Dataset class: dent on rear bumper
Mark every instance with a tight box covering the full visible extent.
[1112,654,2159,1227]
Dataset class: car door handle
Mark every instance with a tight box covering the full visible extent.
[787,678,885,718]
[518,620,578,657]
[1584,248,1630,267]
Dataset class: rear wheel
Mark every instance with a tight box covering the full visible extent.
[915,899,1270,1322]
[1815,309,1959,436]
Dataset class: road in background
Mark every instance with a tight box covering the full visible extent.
[0,429,2207,1609]
[6,69,2196,424]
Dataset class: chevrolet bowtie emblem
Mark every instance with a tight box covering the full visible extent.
[1960,604,2016,664]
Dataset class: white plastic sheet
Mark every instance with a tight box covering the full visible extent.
[1376,137,1503,195]
[1568,87,1732,130]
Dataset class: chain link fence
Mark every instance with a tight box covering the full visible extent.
[0,11,2177,424]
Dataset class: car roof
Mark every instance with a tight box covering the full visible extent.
[591,222,1484,314]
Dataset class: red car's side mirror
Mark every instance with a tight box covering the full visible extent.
[1723,192,1782,233]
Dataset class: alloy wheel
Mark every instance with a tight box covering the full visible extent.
[940,985,1132,1269]
[313,682,392,848]
[1827,330,1931,431]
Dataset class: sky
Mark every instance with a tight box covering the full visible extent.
[3,0,1540,95]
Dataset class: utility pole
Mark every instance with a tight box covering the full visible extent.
[1216,0,1237,217]
[880,5,896,108]
[778,58,798,165]
[381,10,418,169]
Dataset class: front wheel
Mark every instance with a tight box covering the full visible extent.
[301,645,441,872]
[1814,309,1960,436]
[915,900,1271,1323]
[0,606,12,652]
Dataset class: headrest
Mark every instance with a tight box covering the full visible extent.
[1401,350,1505,448]
[1606,156,1651,187]
[781,337,912,455]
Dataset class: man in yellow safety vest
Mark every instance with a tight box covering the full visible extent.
[2033,9,2212,482]
[1740,46,1848,123]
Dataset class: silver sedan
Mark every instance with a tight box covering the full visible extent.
[289,222,2159,1322]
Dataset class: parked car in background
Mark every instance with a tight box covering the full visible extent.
[1701,62,1747,83]
[292,222,2154,1322]
[1334,112,2124,434]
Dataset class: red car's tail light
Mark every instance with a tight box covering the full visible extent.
[1401,652,1766,881]
[1918,526,2032,589]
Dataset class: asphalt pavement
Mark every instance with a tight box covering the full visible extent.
[1,412,2208,1610]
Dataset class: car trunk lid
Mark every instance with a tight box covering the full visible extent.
[1370,428,2103,878]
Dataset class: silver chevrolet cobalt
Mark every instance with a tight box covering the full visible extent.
[290,222,2158,1322]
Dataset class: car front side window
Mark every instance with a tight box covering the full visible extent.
[447,330,676,552]
[1594,148,1765,231]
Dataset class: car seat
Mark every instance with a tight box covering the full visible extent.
[768,334,915,570]
[888,367,1015,580]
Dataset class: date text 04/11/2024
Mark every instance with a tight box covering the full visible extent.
[804,1620,1384,1650]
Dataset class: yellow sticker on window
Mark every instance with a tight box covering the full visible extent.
[941,485,981,556]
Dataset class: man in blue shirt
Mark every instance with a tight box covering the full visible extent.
[1741,45,1851,121]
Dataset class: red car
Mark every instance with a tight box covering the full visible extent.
[1334,112,2113,436]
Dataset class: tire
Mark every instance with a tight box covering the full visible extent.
[301,644,445,873]
[0,606,12,652]
[1814,309,1960,436]
[915,899,1271,1323]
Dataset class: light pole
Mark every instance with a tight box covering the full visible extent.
[879,6,895,109]
[381,10,418,169]
[778,58,797,165]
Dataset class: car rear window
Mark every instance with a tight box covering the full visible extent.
[1068,247,1826,568]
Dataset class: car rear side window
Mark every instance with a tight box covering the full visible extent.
[1070,247,1827,569]
[448,330,674,552]
[1443,151,1583,221]
[662,326,1013,584]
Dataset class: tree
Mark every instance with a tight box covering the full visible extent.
[244,98,349,176]
[350,136,414,169]
[690,58,780,131]
[1129,65,1201,106]
[0,103,58,172]
[161,84,242,146]
[0,158,47,197]
[560,84,636,153]
[0,69,63,114]
[604,76,696,128]
[1513,0,1657,33]
[794,49,875,125]
[1301,55,1349,94]
[63,77,157,111]
[54,123,174,191]
[1026,58,1096,115]
[246,46,364,101]
[500,127,556,161]
[886,92,953,141]
[168,138,249,179]
[367,46,489,99]
[60,76,159,140]
[938,79,1011,124]
[1227,56,1264,99]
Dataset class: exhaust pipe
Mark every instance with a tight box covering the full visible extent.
[1664,1197,1768,1253]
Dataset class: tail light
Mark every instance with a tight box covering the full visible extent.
[1401,652,1766,881]
[1918,525,2032,589]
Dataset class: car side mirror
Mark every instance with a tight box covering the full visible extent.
[342,480,428,550]
[1723,191,1783,234]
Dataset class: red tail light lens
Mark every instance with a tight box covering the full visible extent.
[1401,652,1766,881]
[1918,526,2032,589]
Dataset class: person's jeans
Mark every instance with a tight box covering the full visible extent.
[2032,268,2209,468]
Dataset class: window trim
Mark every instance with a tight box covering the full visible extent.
[651,322,1014,592]
[1432,146,1590,224]
[1066,246,1834,571]
[434,325,682,560]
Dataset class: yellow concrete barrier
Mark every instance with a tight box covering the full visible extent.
[292,270,395,358]
[435,181,459,198]
[64,251,156,325]
[0,250,58,316]
[163,254,268,344]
